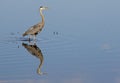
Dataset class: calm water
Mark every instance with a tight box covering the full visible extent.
[0,0,120,83]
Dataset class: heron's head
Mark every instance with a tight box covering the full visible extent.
[40,6,48,11]
[37,68,47,75]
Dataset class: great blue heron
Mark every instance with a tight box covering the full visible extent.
[23,6,48,40]
[22,43,46,75]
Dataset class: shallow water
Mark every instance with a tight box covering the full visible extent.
[1,0,120,83]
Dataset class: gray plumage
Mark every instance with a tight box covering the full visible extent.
[23,22,44,36]
[22,43,44,75]
[23,6,48,39]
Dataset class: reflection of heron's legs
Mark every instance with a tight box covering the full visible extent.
[29,39,36,45]
[29,40,36,45]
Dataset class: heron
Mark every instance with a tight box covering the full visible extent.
[22,6,48,40]
[22,43,46,75]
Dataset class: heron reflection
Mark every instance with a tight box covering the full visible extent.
[22,43,46,75]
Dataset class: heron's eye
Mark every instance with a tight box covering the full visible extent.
[40,6,43,8]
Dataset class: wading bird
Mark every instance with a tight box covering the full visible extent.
[23,6,48,40]
[22,43,46,75]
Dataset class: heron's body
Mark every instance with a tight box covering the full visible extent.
[23,6,48,39]
[23,22,44,36]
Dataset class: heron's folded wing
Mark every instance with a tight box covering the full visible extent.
[25,23,39,32]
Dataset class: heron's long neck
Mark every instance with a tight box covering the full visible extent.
[39,55,44,69]
[40,10,44,24]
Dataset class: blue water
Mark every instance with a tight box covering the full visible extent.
[0,0,120,83]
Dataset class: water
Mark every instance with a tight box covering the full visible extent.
[0,0,120,83]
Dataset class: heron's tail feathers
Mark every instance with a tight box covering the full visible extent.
[23,32,27,36]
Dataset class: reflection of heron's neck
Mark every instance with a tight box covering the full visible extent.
[39,59,43,68]
[40,10,44,24]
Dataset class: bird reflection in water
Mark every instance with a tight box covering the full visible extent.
[22,42,46,75]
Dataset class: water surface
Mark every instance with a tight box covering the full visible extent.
[0,0,120,83]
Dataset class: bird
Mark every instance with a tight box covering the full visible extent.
[22,6,48,40]
[22,43,46,75]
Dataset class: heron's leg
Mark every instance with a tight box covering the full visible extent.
[28,35,31,41]
[33,35,36,41]
[32,35,36,44]
[28,35,30,41]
